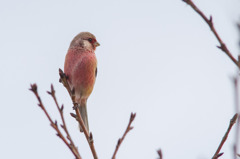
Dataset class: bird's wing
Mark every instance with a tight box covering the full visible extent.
[95,67,98,78]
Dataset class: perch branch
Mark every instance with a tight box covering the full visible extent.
[59,68,98,159]
[30,84,81,159]
[182,0,239,68]
[112,113,136,159]
[212,113,238,159]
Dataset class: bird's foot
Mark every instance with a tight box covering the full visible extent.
[88,132,93,143]
[72,103,78,110]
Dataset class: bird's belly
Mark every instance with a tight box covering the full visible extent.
[72,55,97,99]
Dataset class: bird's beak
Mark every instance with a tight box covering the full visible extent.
[94,41,100,47]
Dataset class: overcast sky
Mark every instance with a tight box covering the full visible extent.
[1,0,240,159]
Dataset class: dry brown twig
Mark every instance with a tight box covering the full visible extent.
[212,113,238,159]
[112,113,136,159]
[31,68,136,159]
[59,68,98,159]
[182,1,240,158]
[29,84,81,159]
[157,149,163,159]
[47,84,81,158]
[233,76,240,159]
[182,0,240,68]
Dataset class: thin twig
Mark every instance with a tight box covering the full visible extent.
[157,149,163,159]
[59,68,98,159]
[233,76,240,159]
[112,113,136,159]
[212,113,238,159]
[47,84,81,158]
[182,0,239,68]
[30,84,82,159]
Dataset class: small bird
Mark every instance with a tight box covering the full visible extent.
[64,32,100,132]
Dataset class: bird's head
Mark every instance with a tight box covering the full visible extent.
[70,32,100,51]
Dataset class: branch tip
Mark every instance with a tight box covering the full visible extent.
[60,105,64,112]
[130,112,136,121]
[157,149,163,159]
[209,15,213,25]
[59,68,64,78]
[70,113,77,118]
[29,83,38,92]
[217,152,224,158]
[212,114,238,159]
[50,84,55,94]
[112,112,136,159]
[231,113,238,124]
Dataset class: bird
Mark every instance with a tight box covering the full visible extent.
[64,32,100,132]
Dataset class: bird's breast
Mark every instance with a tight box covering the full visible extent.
[64,49,97,98]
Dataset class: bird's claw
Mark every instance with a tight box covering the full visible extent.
[72,104,78,110]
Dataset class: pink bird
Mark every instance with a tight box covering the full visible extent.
[64,32,100,132]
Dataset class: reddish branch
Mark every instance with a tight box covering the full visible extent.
[233,75,240,159]
[112,113,136,159]
[182,0,239,68]
[59,69,98,159]
[182,1,240,158]
[29,84,81,159]
[212,113,238,159]
[47,84,81,158]
[157,149,163,159]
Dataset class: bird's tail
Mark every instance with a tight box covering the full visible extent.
[79,102,89,133]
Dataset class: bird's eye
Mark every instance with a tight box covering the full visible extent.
[88,38,93,42]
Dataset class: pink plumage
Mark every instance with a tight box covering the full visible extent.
[64,32,100,132]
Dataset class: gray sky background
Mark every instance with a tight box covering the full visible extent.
[1,0,240,159]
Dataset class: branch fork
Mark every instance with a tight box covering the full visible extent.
[111,113,136,159]
[30,84,81,159]
[183,0,239,68]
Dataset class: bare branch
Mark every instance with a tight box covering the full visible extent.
[212,113,238,159]
[30,84,82,159]
[59,68,98,159]
[112,113,136,159]
[47,84,81,158]
[233,73,240,159]
[157,149,163,159]
[182,0,239,68]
